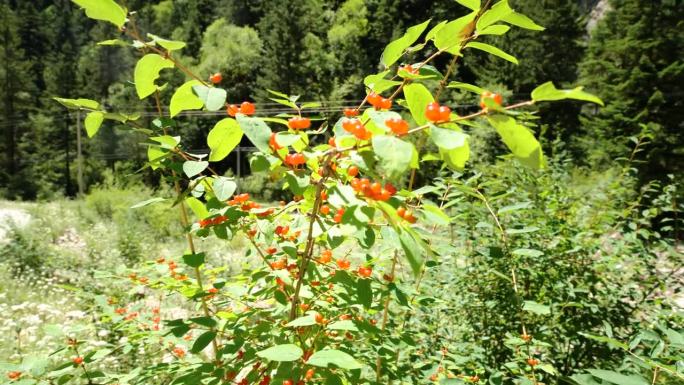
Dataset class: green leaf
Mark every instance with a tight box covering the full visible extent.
[502,12,545,31]
[148,33,186,51]
[357,277,372,309]
[207,118,243,162]
[531,81,604,106]
[364,71,401,94]
[429,125,468,150]
[84,111,104,138]
[213,177,237,201]
[327,320,358,331]
[513,248,543,257]
[380,20,431,67]
[522,300,550,315]
[478,24,511,35]
[434,12,477,54]
[372,136,415,179]
[71,0,127,28]
[134,54,174,99]
[130,197,166,209]
[183,161,208,178]
[455,0,480,11]
[404,83,434,126]
[192,85,227,111]
[466,42,518,64]
[586,370,649,385]
[476,0,513,30]
[190,331,216,353]
[183,253,206,268]
[398,228,424,276]
[447,82,484,95]
[307,349,363,370]
[236,115,272,153]
[286,315,317,327]
[487,115,544,168]
[53,97,100,110]
[440,144,470,170]
[186,197,209,219]
[170,80,204,117]
[256,344,303,362]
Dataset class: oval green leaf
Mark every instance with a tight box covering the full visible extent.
[134,54,174,99]
[256,344,303,362]
[208,118,243,162]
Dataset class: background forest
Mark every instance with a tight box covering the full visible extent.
[0,0,682,199]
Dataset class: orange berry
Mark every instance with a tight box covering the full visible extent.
[386,117,409,136]
[227,104,239,117]
[343,108,359,117]
[336,259,351,270]
[397,207,406,218]
[367,92,382,107]
[240,101,255,115]
[209,72,222,84]
[305,368,315,380]
[314,313,324,324]
[320,205,330,215]
[7,371,21,380]
[348,166,359,177]
[358,266,372,278]
[72,357,84,365]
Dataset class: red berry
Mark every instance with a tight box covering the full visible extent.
[283,380,294,385]
[240,101,256,115]
[425,102,441,122]
[328,137,336,147]
[367,92,382,107]
[386,117,409,136]
[358,266,372,278]
[72,357,84,365]
[378,97,392,110]
[227,104,239,117]
[209,72,222,84]
[348,166,359,177]
[7,371,21,380]
[344,108,359,117]
[438,105,451,121]
[269,133,282,150]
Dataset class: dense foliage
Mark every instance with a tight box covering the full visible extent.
[1,0,682,199]
[0,1,682,385]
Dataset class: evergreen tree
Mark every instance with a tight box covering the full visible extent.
[578,0,684,180]
[0,1,35,198]
[466,0,586,141]
[255,0,332,99]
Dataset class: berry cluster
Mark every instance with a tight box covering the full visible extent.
[480,91,503,109]
[341,118,372,140]
[227,101,256,117]
[343,108,359,117]
[287,117,311,130]
[367,92,392,110]
[398,64,418,75]
[350,178,396,201]
[396,206,417,223]
[199,215,227,228]
[269,133,282,150]
[425,102,452,122]
[284,153,306,167]
[385,117,409,136]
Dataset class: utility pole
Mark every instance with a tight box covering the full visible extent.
[236,146,241,193]
[76,110,84,196]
